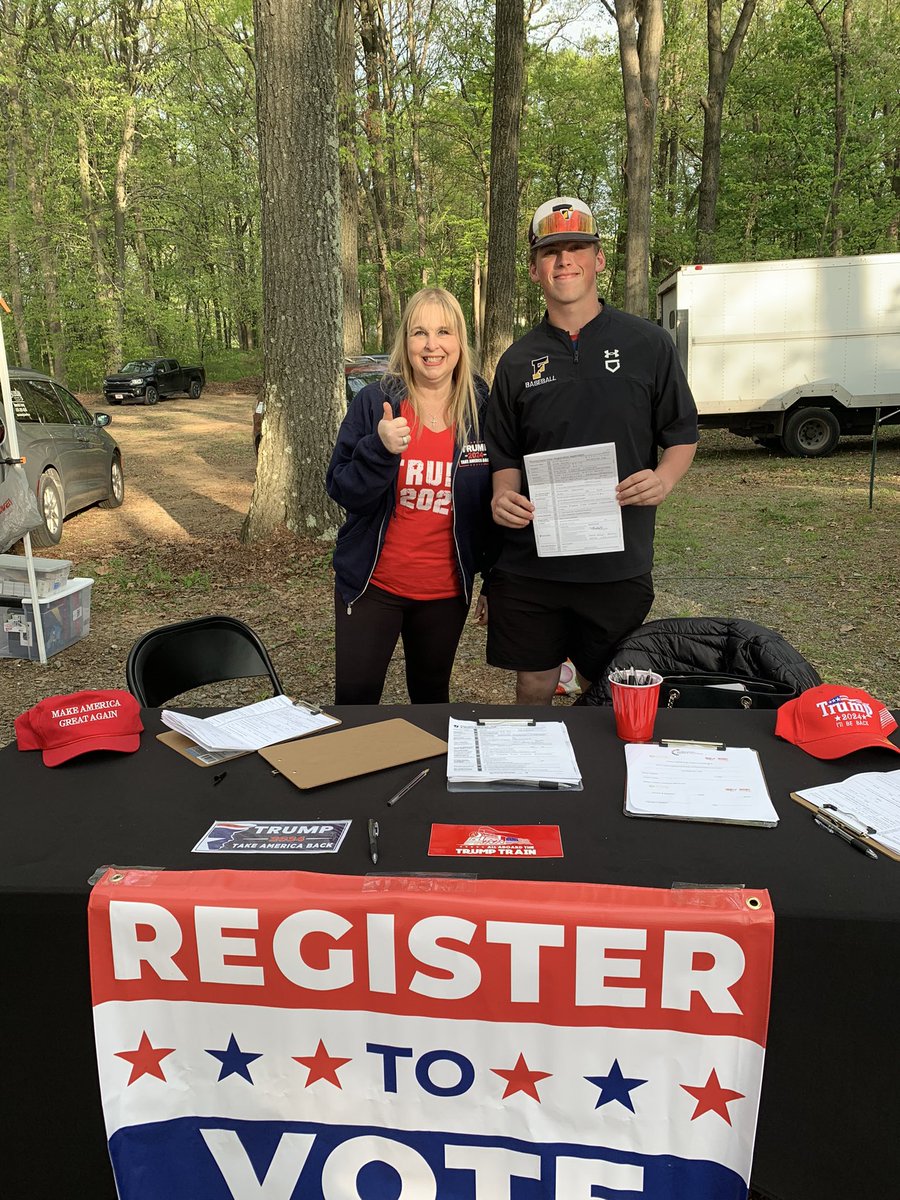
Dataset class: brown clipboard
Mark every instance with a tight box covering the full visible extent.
[789,791,900,862]
[156,731,250,767]
[259,718,447,790]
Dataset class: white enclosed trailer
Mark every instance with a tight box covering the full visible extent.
[656,253,900,456]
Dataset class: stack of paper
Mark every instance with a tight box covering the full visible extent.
[447,718,582,791]
[624,743,778,827]
[161,695,338,753]
[523,442,624,558]
[793,769,900,859]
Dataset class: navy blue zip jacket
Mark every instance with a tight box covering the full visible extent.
[327,375,493,609]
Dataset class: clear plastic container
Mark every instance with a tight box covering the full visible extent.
[0,576,92,660]
[0,553,72,598]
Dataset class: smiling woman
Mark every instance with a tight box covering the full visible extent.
[326,287,494,706]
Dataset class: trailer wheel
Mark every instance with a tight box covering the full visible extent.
[781,407,840,457]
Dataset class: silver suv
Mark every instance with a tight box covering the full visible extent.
[1,369,124,546]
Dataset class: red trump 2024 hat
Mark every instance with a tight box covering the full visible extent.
[15,689,143,767]
[775,684,900,760]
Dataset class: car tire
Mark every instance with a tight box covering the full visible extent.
[188,380,202,399]
[99,454,125,509]
[781,407,840,457]
[143,386,159,406]
[31,469,64,547]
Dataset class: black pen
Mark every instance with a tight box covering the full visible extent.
[368,818,380,866]
[489,779,579,790]
[812,814,877,860]
[387,768,429,807]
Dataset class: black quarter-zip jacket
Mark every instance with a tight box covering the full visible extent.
[485,304,698,583]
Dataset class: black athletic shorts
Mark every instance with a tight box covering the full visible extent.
[486,570,654,683]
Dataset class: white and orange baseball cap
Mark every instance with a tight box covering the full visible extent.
[529,197,599,250]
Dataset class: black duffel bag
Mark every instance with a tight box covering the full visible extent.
[660,673,798,710]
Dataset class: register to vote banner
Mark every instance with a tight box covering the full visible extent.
[88,869,774,1200]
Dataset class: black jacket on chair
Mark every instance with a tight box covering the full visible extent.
[578,616,822,706]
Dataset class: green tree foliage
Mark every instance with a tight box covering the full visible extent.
[0,0,897,389]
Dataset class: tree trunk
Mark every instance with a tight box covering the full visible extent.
[133,206,161,350]
[70,94,124,366]
[11,85,66,380]
[337,0,363,355]
[695,0,758,263]
[405,0,434,287]
[3,89,31,367]
[611,0,664,318]
[805,0,853,255]
[359,0,398,346]
[112,102,137,368]
[472,248,484,356]
[886,102,899,249]
[481,0,525,384]
[244,0,344,541]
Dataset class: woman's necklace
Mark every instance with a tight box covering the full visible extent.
[420,402,448,430]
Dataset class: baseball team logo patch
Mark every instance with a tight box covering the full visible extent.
[531,356,550,381]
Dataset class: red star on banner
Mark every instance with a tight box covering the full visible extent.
[491,1052,552,1101]
[114,1031,175,1085]
[292,1039,352,1088]
[681,1068,745,1124]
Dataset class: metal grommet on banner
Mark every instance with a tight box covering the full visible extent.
[745,896,762,910]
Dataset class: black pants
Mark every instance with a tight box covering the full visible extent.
[335,585,469,704]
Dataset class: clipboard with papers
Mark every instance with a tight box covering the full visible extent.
[446,717,583,791]
[623,739,778,827]
[158,695,340,764]
[790,768,900,861]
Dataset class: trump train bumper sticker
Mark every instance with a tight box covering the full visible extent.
[89,869,773,1199]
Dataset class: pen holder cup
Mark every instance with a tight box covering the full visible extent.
[608,673,663,743]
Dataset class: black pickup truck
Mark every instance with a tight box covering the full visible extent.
[103,358,205,406]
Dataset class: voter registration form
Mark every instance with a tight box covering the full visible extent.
[523,442,624,557]
[447,718,582,790]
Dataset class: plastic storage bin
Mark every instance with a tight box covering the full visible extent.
[0,576,92,660]
[0,553,72,598]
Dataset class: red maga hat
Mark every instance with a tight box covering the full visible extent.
[775,684,900,760]
[15,689,143,767]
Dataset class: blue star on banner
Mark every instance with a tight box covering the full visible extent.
[205,1034,262,1083]
[585,1059,647,1111]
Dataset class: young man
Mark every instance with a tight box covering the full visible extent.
[485,197,698,704]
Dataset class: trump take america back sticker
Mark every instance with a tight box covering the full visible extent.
[89,869,773,1199]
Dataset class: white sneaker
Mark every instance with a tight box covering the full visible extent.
[555,659,582,696]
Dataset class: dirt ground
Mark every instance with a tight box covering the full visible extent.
[2,388,898,751]
[0,388,514,744]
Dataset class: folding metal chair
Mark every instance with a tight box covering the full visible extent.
[125,614,283,707]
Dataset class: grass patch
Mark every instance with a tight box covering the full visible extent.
[653,429,900,702]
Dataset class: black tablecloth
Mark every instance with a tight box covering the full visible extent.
[3,703,900,1199]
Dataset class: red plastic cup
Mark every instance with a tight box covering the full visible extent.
[608,672,663,743]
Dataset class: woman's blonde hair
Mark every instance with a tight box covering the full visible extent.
[387,287,479,445]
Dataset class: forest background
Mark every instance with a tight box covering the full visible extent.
[2,0,897,394]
